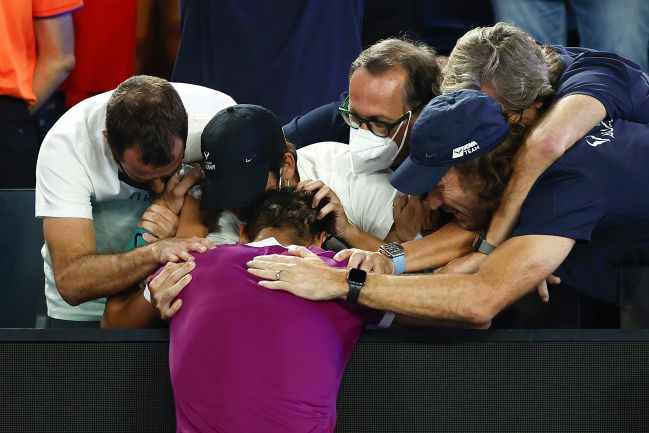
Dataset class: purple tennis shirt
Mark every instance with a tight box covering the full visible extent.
[169,240,368,433]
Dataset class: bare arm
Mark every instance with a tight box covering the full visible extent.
[101,285,160,329]
[400,222,475,271]
[31,13,76,113]
[338,224,383,251]
[102,261,195,329]
[45,217,212,306]
[334,222,475,275]
[357,235,575,325]
[247,235,575,327]
[485,95,606,246]
[176,196,208,238]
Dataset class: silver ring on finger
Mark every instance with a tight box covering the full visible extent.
[274,270,282,281]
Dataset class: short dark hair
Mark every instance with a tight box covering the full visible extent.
[350,38,441,109]
[243,188,335,244]
[105,75,188,166]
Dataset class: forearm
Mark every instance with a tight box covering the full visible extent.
[30,54,75,112]
[357,236,572,325]
[341,224,383,251]
[31,14,76,113]
[400,223,475,272]
[395,314,491,329]
[101,287,160,329]
[356,272,494,326]
[56,245,159,306]
[486,94,606,245]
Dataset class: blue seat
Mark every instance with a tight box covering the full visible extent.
[0,189,45,327]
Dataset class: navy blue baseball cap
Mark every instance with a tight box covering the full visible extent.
[390,89,510,195]
[201,104,286,210]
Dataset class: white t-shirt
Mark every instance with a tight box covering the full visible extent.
[296,141,397,240]
[36,83,236,321]
[207,141,397,245]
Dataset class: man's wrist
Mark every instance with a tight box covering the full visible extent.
[473,231,497,255]
[339,221,359,242]
[334,269,349,300]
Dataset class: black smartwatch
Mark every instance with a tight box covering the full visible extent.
[346,267,367,304]
[473,231,496,255]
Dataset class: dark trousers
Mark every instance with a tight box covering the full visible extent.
[0,96,39,188]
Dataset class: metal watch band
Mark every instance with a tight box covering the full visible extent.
[379,242,406,274]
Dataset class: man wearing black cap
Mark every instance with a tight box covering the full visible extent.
[187,104,419,252]
[246,89,649,327]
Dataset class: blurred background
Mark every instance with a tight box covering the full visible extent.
[34,0,649,137]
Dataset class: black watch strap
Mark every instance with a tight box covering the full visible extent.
[346,268,367,304]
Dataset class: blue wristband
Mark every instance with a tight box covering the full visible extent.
[392,254,406,275]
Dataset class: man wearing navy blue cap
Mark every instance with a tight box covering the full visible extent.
[246,89,649,326]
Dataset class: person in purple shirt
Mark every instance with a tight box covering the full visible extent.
[103,189,382,432]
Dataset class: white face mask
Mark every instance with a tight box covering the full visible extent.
[349,112,412,174]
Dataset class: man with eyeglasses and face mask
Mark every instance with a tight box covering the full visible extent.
[283,38,476,258]
[284,38,440,168]
[35,75,234,327]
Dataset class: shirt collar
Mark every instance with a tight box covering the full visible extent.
[245,237,282,247]
[245,237,301,249]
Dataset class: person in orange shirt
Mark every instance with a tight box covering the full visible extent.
[0,0,82,187]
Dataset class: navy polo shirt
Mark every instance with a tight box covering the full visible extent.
[172,0,363,125]
[512,119,649,302]
[283,95,349,149]
[553,46,649,123]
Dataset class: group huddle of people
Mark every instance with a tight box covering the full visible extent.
[35,22,649,433]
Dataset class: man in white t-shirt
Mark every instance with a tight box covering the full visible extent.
[35,75,235,326]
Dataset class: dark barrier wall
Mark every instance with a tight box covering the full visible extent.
[2,329,649,433]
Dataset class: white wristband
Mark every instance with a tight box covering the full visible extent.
[143,283,151,303]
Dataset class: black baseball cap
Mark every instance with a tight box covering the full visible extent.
[390,89,510,195]
[200,104,286,210]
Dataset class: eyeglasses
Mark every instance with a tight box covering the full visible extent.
[338,96,417,138]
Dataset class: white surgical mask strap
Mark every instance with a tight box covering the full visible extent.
[390,111,412,164]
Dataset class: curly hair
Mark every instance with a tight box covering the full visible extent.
[242,188,335,244]
[454,130,525,210]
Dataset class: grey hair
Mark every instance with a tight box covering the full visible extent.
[350,38,441,110]
[441,22,557,112]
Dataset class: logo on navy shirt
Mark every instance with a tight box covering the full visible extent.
[586,120,615,147]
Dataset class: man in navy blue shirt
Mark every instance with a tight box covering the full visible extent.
[338,22,649,281]
[246,89,649,327]
[436,22,649,274]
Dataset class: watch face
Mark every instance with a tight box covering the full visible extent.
[380,242,404,258]
[347,267,367,285]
